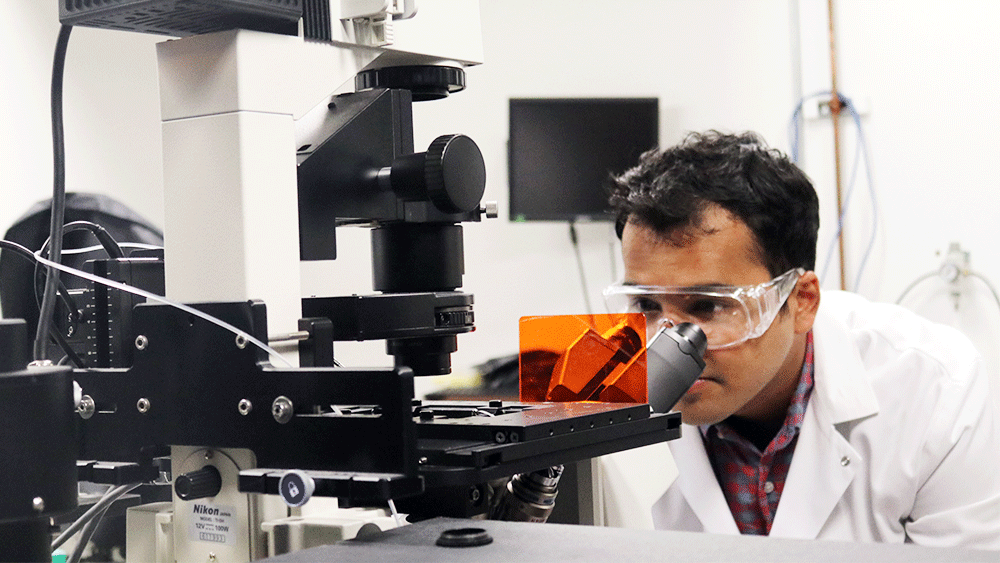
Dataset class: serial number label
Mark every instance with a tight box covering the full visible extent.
[188,503,236,545]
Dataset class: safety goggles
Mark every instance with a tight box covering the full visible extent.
[603,268,805,350]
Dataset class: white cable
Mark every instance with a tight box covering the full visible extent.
[387,499,403,528]
[60,242,162,255]
[33,252,293,368]
[68,505,108,563]
[52,483,141,551]
[895,271,937,305]
[971,272,1000,313]
[897,271,1000,320]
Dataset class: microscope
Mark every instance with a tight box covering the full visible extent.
[0,2,702,561]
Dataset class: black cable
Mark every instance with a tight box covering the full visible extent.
[1,240,86,368]
[33,261,81,324]
[0,238,39,263]
[36,269,81,337]
[35,24,73,361]
[1,239,81,329]
[34,221,127,295]
[39,221,126,260]
[569,221,594,317]
[32,220,126,324]
[34,253,296,368]
[50,322,86,368]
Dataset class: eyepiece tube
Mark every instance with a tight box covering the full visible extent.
[646,322,707,413]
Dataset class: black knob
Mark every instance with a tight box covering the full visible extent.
[389,134,486,214]
[175,465,222,501]
[355,65,466,101]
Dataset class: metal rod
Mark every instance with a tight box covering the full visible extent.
[828,0,847,290]
[268,331,310,344]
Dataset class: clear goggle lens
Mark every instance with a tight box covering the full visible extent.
[603,268,803,350]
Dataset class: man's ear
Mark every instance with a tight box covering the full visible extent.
[792,271,821,334]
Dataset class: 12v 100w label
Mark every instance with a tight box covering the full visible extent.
[188,503,237,544]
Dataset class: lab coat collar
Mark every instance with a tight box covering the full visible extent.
[808,291,880,424]
[768,293,878,537]
[665,292,880,536]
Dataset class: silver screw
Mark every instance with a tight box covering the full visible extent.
[272,396,293,424]
[78,395,96,420]
[480,201,499,218]
[204,450,214,460]
[235,334,248,349]
[208,553,217,562]
[238,399,253,416]
[135,335,148,350]
[418,457,428,465]
[32,497,44,512]
[136,398,151,413]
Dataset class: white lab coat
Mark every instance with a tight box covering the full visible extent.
[599,291,1000,549]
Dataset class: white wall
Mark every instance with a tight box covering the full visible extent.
[795,0,1000,376]
[3,0,999,381]
[0,2,164,232]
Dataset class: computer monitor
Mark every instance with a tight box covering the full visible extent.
[508,98,659,222]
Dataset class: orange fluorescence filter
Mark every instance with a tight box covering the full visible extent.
[518,313,647,404]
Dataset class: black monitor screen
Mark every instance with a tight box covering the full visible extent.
[508,98,658,222]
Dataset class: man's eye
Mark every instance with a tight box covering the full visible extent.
[630,297,661,314]
[685,298,725,320]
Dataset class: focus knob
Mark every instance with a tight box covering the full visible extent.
[388,134,486,213]
[175,465,222,501]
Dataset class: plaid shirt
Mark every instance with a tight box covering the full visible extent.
[701,331,815,535]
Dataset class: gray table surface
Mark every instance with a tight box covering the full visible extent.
[263,516,997,562]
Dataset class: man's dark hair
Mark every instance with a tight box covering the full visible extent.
[608,130,819,276]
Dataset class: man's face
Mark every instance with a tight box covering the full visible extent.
[620,206,815,426]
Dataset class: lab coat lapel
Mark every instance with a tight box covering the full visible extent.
[769,295,878,538]
[668,427,740,534]
[767,395,860,538]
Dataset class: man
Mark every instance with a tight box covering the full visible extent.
[602,130,1000,547]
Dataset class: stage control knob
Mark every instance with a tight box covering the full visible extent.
[279,470,316,507]
[174,465,222,501]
